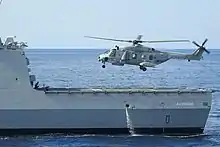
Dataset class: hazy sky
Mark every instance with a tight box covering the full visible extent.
[0,0,219,49]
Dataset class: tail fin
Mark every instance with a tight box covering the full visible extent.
[192,48,205,57]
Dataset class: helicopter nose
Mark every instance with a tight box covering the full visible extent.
[98,54,108,62]
[98,55,103,61]
[98,55,103,62]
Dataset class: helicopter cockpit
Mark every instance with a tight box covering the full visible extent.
[98,46,118,64]
[109,48,116,57]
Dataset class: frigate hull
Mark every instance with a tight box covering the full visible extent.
[0,38,213,136]
[0,108,209,135]
[0,88,212,136]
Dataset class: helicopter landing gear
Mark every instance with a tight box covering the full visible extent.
[102,64,106,68]
[140,66,147,71]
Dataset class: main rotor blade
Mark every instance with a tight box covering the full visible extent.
[141,39,190,43]
[84,36,133,43]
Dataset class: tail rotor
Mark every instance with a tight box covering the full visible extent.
[192,38,210,54]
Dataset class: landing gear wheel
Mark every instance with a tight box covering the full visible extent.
[142,67,147,71]
[140,66,146,71]
[102,65,105,68]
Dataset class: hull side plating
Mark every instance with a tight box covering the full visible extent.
[0,107,210,135]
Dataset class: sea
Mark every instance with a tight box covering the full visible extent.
[0,48,220,147]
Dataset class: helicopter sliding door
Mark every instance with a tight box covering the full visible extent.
[126,51,139,65]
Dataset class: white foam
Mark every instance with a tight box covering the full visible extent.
[125,107,135,135]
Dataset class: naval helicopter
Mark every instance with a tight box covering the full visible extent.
[85,35,210,71]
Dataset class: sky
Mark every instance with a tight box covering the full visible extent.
[0,0,219,49]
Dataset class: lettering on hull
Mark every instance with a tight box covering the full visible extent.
[176,102,194,106]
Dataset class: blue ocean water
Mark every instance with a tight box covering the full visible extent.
[0,48,220,147]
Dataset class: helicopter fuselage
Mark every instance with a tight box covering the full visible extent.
[98,43,208,71]
[98,45,170,70]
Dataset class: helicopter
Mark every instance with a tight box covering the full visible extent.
[85,35,210,71]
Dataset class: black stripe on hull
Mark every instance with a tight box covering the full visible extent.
[0,128,203,136]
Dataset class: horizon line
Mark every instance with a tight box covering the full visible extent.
[25,47,220,50]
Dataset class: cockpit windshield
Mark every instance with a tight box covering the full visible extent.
[104,50,110,54]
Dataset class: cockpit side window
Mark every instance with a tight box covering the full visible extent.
[110,49,116,57]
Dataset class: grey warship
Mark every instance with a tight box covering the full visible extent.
[0,36,213,136]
